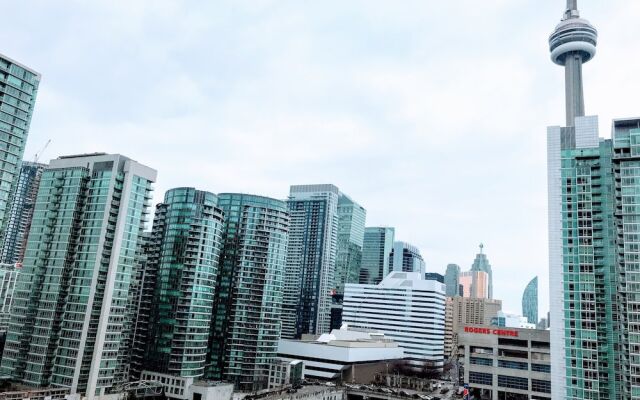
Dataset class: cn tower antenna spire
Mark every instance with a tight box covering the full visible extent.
[550,0,597,126]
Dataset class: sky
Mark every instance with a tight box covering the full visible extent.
[2,0,639,314]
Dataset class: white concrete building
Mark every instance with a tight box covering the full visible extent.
[277,327,404,380]
[491,311,536,329]
[342,271,446,369]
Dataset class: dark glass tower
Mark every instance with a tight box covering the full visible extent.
[206,193,289,391]
[144,188,224,378]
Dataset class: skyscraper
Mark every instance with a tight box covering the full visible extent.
[470,244,493,299]
[333,193,366,294]
[359,227,394,284]
[444,263,461,297]
[343,272,446,370]
[546,1,639,398]
[522,276,538,325]
[144,188,225,378]
[282,185,339,339]
[0,55,40,236]
[0,263,18,333]
[389,241,425,275]
[0,162,45,264]
[459,270,489,299]
[0,153,156,398]
[206,193,289,391]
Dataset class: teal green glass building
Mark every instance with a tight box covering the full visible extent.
[0,153,156,399]
[206,193,289,391]
[521,276,538,325]
[333,193,366,294]
[359,227,394,284]
[144,188,225,378]
[0,54,40,238]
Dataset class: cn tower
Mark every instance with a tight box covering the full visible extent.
[549,0,598,126]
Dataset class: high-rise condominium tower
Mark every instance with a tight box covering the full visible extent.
[144,188,225,378]
[0,263,19,333]
[333,193,366,294]
[389,241,426,275]
[0,162,45,264]
[547,1,640,398]
[0,55,40,236]
[444,263,461,297]
[470,244,493,299]
[359,227,394,284]
[206,193,289,391]
[0,153,156,399]
[282,184,339,338]
[522,276,538,325]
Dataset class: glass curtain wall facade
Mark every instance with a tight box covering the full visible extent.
[282,185,339,339]
[333,194,366,294]
[144,188,224,378]
[0,54,40,236]
[0,263,18,333]
[470,244,493,299]
[389,241,425,275]
[522,276,538,325]
[0,153,156,399]
[206,194,289,391]
[359,227,394,284]
[444,263,461,297]
[0,162,45,264]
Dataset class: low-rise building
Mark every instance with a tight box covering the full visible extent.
[456,324,551,400]
[268,359,304,389]
[277,327,404,382]
[140,371,233,400]
[491,311,536,329]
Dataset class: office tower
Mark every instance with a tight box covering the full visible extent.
[330,194,365,331]
[0,162,45,264]
[333,194,366,294]
[282,185,338,339]
[0,153,156,398]
[443,296,502,360]
[470,243,493,299]
[425,272,444,283]
[444,263,461,297]
[206,193,289,391]
[459,270,489,299]
[144,188,225,378]
[522,276,538,325]
[359,227,394,284]
[343,272,446,370]
[0,55,40,236]
[389,241,425,275]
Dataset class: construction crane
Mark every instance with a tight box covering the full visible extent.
[33,139,51,163]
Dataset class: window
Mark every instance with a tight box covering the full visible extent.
[498,360,528,370]
[532,379,551,394]
[498,338,528,347]
[470,357,493,366]
[498,375,528,390]
[531,363,551,373]
[469,371,493,386]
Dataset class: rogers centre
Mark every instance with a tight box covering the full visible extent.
[463,326,519,337]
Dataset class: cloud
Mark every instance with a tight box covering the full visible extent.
[1,0,636,314]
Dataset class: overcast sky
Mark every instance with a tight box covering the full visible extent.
[2,0,639,314]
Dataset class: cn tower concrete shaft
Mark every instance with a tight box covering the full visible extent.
[549,0,597,126]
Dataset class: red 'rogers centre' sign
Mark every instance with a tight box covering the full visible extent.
[463,326,519,337]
